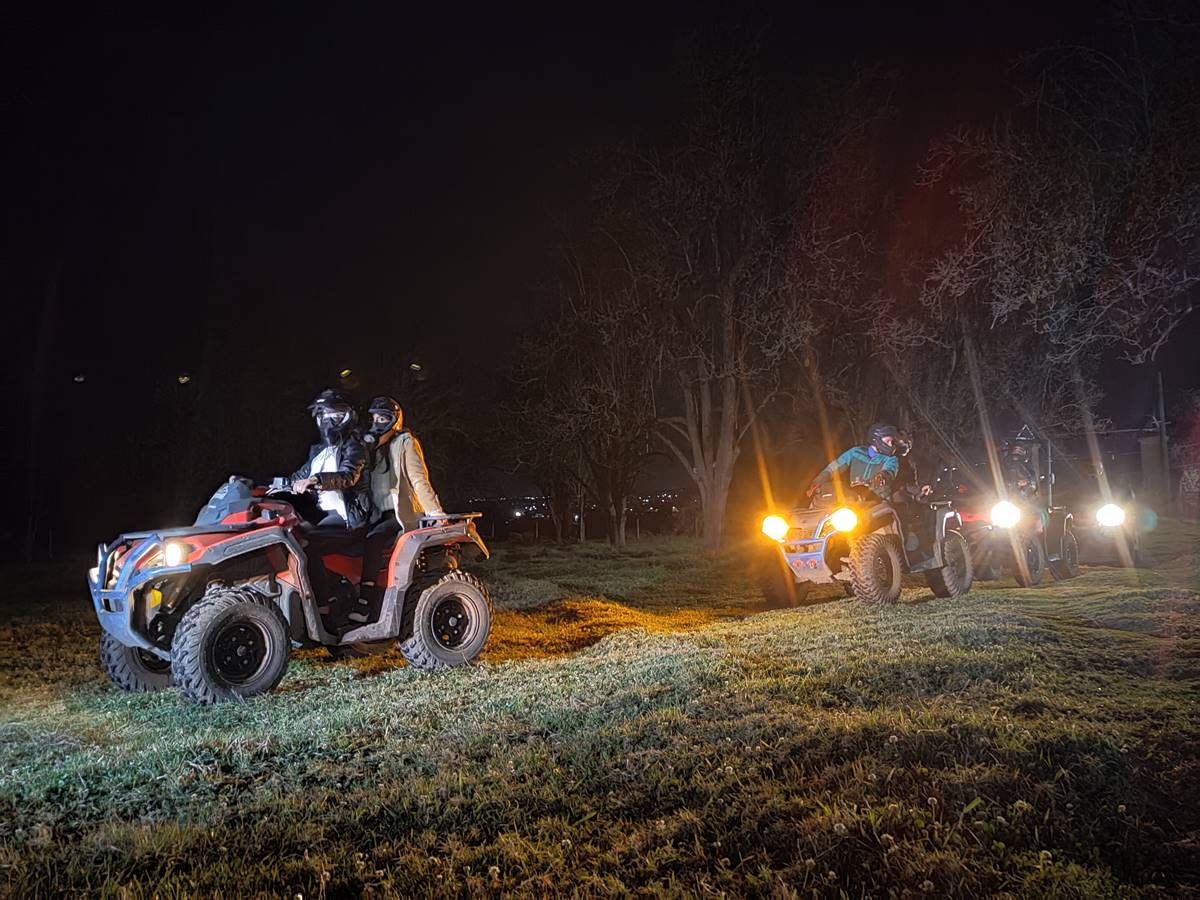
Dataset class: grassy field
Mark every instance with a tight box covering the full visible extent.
[1,525,1198,898]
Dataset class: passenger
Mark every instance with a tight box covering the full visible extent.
[892,430,932,501]
[289,389,371,529]
[808,423,901,503]
[351,396,445,622]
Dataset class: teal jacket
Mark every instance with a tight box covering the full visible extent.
[815,446,899,500]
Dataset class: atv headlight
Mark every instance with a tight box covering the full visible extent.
[761,515,790,542]
[1095,503,1126,528]
[830,507,858,532]
[163,541,191,567]
[990,500,1021,529]
[88,566,99,584]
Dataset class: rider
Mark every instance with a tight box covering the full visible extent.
[289,389,371,529]
[892,429,932,501]
[351,396,445,621]
[1000,439,1038,500]
[808,423,901,503]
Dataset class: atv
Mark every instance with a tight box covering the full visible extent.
[88,476,493,704]
[934,438,1080,587]
[757,482,972,606]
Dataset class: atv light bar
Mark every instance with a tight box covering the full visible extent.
[990,501,1021,529]
[761,515,790,542]
[830,507,858,532]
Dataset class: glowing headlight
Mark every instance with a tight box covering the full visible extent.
[990,500,1021,529]
[1095,503,1126,528]
[830,507,858,532]
[88,566,99,583]
[163,541,190,567]
[761,515,790,542]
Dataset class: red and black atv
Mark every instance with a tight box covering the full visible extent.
[88,477,493,704]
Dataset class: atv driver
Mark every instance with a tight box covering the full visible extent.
[1001,439,1038,500]
[807,423,901,504]
[289,389,371,530]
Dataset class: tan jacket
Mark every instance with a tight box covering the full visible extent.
[369,431,443,529]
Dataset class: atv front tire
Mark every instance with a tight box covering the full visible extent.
[850,533,903,605]
[99,632,173,693]
[925,530,973,598]
[400,570,492,670]
[1050,529,1080,580]
[171,586,290,705]
[1013,534,1046,587]
[757,552,810,606]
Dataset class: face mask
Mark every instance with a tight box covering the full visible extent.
[366,413,398,447]
[315,408,353,444]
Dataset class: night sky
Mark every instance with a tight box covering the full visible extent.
[6,3,1110,371]
[4,2,1195,551]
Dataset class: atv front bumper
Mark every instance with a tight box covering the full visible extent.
[88,536,193,656]
[775,537,844,585]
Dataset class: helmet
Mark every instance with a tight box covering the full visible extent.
[364,396,403,447]
[896,429,912,457]
[867,423,900,457]
[308,389,357,443]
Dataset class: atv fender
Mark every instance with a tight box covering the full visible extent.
[337,520,488,645]
[188,527,333,644]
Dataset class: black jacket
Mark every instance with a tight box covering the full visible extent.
[290,436,371,528]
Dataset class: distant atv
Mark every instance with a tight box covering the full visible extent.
[934,462,1079,586]
[757,482,972,605]
[957,495,1077,586]
[88,477,492,705]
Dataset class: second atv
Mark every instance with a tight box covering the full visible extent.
[757,482,973,606]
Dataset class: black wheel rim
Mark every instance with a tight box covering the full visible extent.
[431,595,473,650]
[210,621,269,685]
[136,648,171,674]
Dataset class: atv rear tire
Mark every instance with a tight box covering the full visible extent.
[925,530,973,598]
[850,533,903,605]
[1050,530,1080,580]
[1013,534,1046,587]
[171,586,290,705]
[400,570,492,670]
[99,633,173,693]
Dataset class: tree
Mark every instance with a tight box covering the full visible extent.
[610,48,897,552]
[918,15,1200,368]
[504,246,659,546]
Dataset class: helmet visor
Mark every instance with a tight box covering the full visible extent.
[315,407,353,429]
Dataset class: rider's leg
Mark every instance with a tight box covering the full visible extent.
[349,518,402,623]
